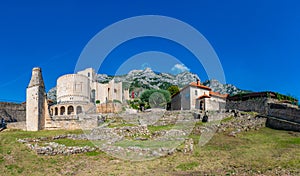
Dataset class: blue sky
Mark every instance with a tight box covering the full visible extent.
[0,0,299,102]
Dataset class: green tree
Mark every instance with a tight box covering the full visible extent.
[167,85,180,96]
[140,89,171,108]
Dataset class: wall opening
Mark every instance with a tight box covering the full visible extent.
[76,106,83,114]
[55,107,58,115]
[67,106,74,115]
[60,106,65,115]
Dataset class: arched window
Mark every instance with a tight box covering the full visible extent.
[68,106,74,115]
[76,106,83,114]
[55,107,58,116]
[60,106,65,115]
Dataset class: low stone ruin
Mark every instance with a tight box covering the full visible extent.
[16,110,269,158]
[17,136,96,156]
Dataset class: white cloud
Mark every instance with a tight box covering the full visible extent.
[171,64,190,74]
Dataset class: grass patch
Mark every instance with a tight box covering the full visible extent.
[221,116,234,123]
[114,139,182,149]
[241,111,258,116]
[148,124,174,132]
[176,161,199,171]
[5,164,24,174]
[85,151,101,156]
[0,127,299,175]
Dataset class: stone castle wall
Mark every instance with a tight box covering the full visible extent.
[227,97,300,132]
[268,103,300,123]
[226,97,276,114]
[0,102,26,122]
[6,121,26,130]
[266,117,300,132]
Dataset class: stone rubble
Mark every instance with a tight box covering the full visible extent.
[18,140,96,156]
[17,110,267,157]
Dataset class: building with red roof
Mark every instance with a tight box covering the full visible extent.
[171,80,228,111]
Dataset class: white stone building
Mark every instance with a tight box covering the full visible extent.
[26,67,130,131]
[171,80,227,111]
[49,68,129,117]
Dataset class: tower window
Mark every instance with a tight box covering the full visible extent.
[88,73,90,77]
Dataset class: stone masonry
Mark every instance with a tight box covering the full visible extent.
[26,67,48,131]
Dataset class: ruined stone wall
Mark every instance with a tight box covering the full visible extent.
[7,121,26,130]
[227,98,300,132]
[266,116,300,132]
[46,116,98,130]
[96,103,122,113]
[268,103,300,123]
[226,97,276,114]
[0,102,26,122]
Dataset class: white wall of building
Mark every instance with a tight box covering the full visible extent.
[57,74,91,103]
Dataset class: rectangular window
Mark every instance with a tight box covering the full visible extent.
[75,83,82,92]
[195,90,197,96]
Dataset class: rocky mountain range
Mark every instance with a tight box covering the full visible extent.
[47,68,247,101]
[202,79,249,95]
[97,68,200,90]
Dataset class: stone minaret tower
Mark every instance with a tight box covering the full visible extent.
[26,67,46,131]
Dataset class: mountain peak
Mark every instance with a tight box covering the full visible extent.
[144,67,153,72]
[203,79,246,95]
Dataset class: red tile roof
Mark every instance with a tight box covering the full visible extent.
[197,94,211,99]
[171,82,213,98]
[209,91,228,98]
[189,82,212,91]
